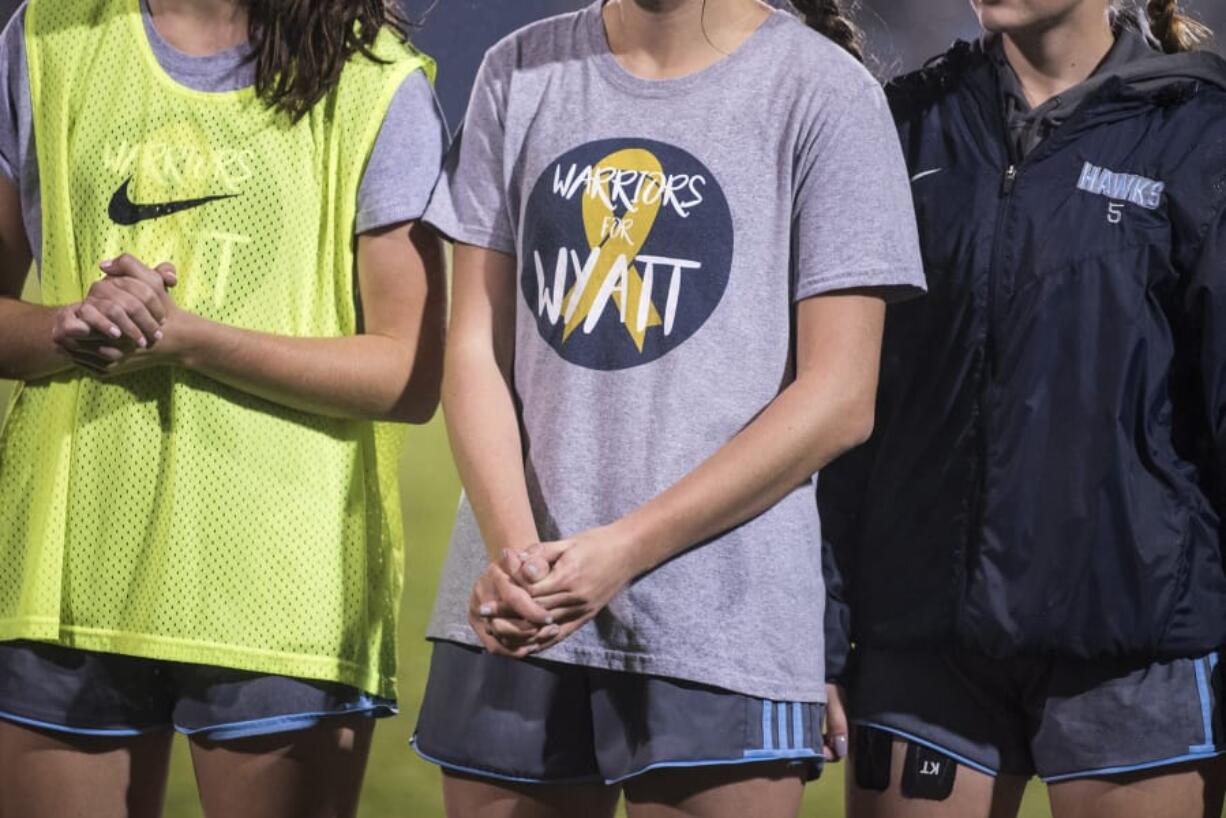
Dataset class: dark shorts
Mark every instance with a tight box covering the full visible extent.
[0,640,396,741]
[412,641,825,785]
[849,646,1224,782]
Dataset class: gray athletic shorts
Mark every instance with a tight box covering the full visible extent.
[412,641,825,785]
[0,640,396,741]
[849,647,1223,782]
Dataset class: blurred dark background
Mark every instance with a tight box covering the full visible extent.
[1,0,1220,129]
[407,0,1225,129]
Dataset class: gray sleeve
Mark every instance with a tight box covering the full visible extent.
[421,44,515,255]
[0,4,28,185]
[355,69,449,234]
[792,76,926,301]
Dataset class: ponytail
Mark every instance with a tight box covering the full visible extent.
[1145,0,1212,53]
[791,0,864,63]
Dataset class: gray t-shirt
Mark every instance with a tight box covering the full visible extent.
[424,3,925,702]
[0,1,449,263]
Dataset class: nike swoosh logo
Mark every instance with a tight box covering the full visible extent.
[108,178,237,226]
[910,169,943,183]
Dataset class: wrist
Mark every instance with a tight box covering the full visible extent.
[46,303,78,360]
[165,309,208,368]
[49,302,76,341]
[605,514,659,578]
[485,529,542,563]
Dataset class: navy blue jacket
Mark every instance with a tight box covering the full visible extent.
[822,41,1226,677]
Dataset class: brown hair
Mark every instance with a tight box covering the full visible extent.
[791,0,864,63]
[245,0,413,121]
[1144,0,1213,53]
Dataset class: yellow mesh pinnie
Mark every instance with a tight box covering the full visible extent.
[0,0,434,699]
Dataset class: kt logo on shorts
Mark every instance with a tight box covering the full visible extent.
[520,138,734,371]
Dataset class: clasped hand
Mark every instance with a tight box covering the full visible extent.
[52,254,183,376]
[468,526,641,658]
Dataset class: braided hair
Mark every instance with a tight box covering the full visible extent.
[1144,0,1212,53]
[791,0,864,63]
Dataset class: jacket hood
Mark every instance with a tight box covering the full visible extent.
[1109,50,1226,94]
[959,17,1226,158]
[976,12,1226,101]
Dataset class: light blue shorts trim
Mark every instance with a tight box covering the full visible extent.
[606,749,824,785]
[855,720,998,777]
[180,700,398,742]
[858,719,1226,783]
[412,734,823,786]
[410,736,602,786]
[1042,749,1226,784]
[0,702,397,742]
[0,708,160,738]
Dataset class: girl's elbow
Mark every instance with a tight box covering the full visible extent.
[387,381,441,425]
[796,375,877,455]
[844,406,875,449]
[398,407,438,425]
[407,390,442,425]
[389,343,444,424]
[832,395,876,452]
[371,360,441,424]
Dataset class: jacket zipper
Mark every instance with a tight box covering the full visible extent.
[959,162,1017,635]
[981,80,1119,375]
[960,88,1108,630]
[1001,164,1018,196]
[987,164,1018,375]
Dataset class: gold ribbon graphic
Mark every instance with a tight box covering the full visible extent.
[562,148,665,352]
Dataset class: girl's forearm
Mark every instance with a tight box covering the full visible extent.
[0,299,74,381]
[614,369,876,574]
[442,342,540,561]
[175,313,434,422]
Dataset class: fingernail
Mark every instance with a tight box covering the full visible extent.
[137,337,147,348]
[834,734,849,760]
[108,327,122,338]
[100,258,113,269]
[478,604,494,617]
[524,563,539,579]
[543,625,560,638]
[544,615,554,625]
[501,549,510,561]
[154,330,163,342]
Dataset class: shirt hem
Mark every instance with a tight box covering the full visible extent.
[355,203,426,235]
[795,268,927,303]
[0,619,397,700]
[422,216,515,256]
[428,627,825,704]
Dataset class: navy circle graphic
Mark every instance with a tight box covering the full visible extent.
[520,137,734,371]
